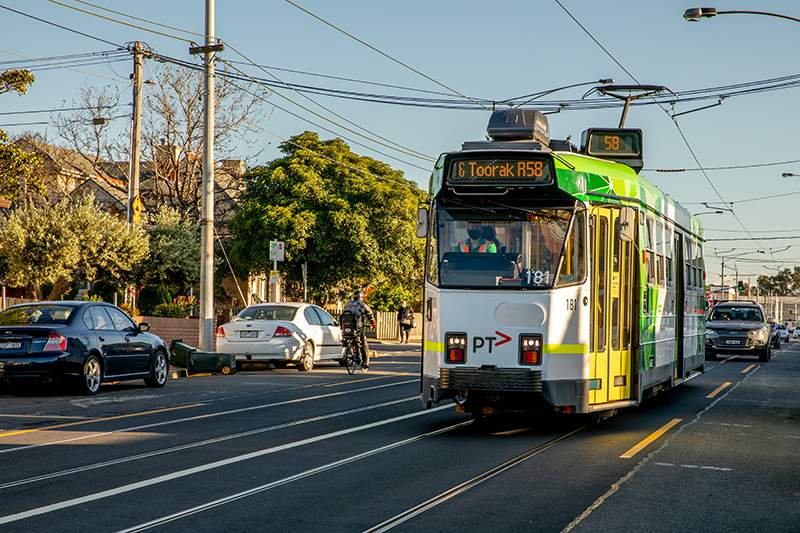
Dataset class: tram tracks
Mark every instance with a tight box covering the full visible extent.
[363,424,587,533]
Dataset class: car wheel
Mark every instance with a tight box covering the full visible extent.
[759,346,770,362]
[77,355,102,395]
[298,341,314,372]
[145,350,168,387]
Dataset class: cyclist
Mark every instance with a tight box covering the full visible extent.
[343,289,376,368]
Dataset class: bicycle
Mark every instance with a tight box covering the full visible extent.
[342,334,368,374]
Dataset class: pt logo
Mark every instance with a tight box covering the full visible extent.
[472,331,511,353]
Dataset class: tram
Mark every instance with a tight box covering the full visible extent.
[418,108,705,416]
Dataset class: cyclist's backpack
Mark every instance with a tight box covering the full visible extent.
[340,309,357,338]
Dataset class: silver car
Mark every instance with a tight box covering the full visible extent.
[216,303,344,371]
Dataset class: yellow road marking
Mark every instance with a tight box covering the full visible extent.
[706,381,733,399]
[0,414,88,420]
[620,418,682,459]
[187,373,213,378]
[741,364,756,374]
[0,403,204,438]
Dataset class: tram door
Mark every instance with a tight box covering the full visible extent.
[590,207,634,405]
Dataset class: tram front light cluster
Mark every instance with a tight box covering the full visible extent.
[519,334,542,365]
[445,333,467,364]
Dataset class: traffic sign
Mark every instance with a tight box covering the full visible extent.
[269,241,285,261]
[269,270,280,284]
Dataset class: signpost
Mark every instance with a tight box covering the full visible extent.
[301,262,308,302]
[269,241,284,302]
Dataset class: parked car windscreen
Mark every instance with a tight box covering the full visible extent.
[709,306,764,322]
[0,305,75,326]
[234,305,298,321]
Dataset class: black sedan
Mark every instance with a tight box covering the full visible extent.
[0,301,169,394]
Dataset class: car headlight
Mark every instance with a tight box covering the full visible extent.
[705,329,718,338]
[749,328,768,342]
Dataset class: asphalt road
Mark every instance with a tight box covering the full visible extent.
[0,341,797,532]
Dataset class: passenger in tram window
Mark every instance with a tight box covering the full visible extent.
[457,222,498,253]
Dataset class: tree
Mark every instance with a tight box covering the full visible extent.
[0,195,148,299]
[55,63,266,222]
[135,206,200,314]
[230,132,426,304]
[0,69,42,201]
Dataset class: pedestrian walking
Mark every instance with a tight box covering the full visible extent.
[397,301,415,344]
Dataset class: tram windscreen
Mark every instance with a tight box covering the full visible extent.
[435,207,586,289]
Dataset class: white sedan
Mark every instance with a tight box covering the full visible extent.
[216,303,344,371]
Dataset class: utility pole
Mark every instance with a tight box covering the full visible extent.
[720,258,725,300]
[192,1,222,351]
[734,266,739,301]
[127,41,144,226]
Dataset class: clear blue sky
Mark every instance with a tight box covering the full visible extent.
[1,1,798,281]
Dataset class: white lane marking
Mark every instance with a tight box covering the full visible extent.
[702,422,752,428]
[654,462,733,472]
[0,397,417,492]
[562,365,761,532]
[116,419,470,533]
[0,404,452,526]
[0,379,417,455]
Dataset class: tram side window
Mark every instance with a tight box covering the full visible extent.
[655,221,665,287]
[665,226,674,287]
[556,210,587,287]
[645,216,656,286]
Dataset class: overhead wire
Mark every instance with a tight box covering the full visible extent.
[645,157,800,172]
[46,0,194,44]
[282,0,491,110]
[44,0,438,166]
[68,0,205,39]
[552,0,768,254]
[0,3,123,48]
[0,105,124,116]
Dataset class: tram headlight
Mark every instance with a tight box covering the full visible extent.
[519,334,542,365]
[445,333,467,364]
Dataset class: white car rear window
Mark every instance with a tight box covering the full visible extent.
[235,306,297,321]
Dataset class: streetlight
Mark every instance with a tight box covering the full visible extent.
[684,7,800,24]
[692,210,724,216]
[782,172,800,178]
[718,249,766,300]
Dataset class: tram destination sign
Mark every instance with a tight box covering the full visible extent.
[447,156,553,186]
[583,128,642,158]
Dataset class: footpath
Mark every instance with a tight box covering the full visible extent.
[573,346,800,532]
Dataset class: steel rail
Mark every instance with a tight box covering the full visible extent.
[363,425,586,533]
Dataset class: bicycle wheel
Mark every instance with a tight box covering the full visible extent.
[345,344,358,375]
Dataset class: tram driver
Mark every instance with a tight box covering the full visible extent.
[458,222,499,253]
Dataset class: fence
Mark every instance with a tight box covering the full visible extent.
[373,311,423,341]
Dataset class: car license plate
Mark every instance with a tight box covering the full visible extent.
[725,340,740,345]
[239,331,259,338]
[0,341,21,350]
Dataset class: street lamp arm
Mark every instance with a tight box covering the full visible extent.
[716,10,800,24]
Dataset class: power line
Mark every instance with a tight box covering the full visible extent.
[706,236,800,242]
[0,3,123,48]
[0,48,122,82]
[0,49,127,66]
[0,105,125,116]
[282,0,490,110]
[682,190,800,206]
[0,121,49,127]
[69,0,204,39]
[47,0,194,44]
[645,158,800,173]
[705,227,800,234]
[553,0,768,254]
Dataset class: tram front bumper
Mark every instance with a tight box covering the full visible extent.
[421,367,590,413]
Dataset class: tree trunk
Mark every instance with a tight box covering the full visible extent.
[47,278,72,300]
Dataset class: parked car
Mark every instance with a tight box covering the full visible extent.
[769,322,781,349]
[705,301,772,362]
[216,303,344,371]
[776,324,790,343]
[0,301,169,394]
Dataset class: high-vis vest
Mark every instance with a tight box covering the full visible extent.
[459,238,497,253]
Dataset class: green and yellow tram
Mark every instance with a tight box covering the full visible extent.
[418,109,705,415]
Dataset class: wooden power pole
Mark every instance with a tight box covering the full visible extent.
[127,41,144,226]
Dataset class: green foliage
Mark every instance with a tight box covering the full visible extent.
[0,70,35,96]
[0,70,41,201]
[230,132,425,304]
[119,302,140,318]
[368,285,416,312]
[0,130,43,200]
[0,194,149,297]
[151,303,187,318]
[137,206,200,296]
